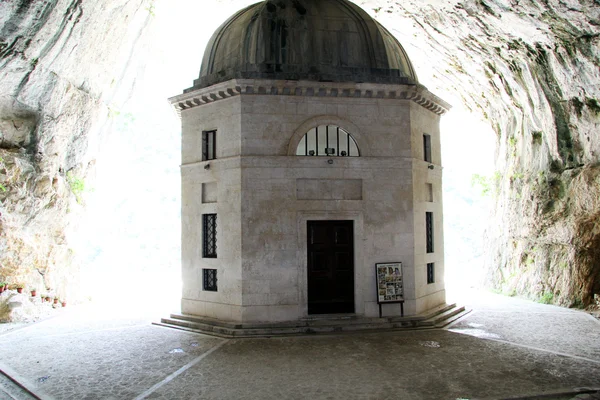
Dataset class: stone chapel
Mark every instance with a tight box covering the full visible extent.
[169,0,450,327]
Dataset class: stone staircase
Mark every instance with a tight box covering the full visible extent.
[154,303,470,338]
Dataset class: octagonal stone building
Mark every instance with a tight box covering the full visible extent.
[169,0,450,327]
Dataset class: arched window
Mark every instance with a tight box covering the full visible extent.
[295,125,360,157]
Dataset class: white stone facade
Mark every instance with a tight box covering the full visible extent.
[171,79,449,323]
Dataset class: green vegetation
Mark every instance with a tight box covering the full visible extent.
[508,59,522,74]
[107,105,120,119]
[570,97,584,117]
[477,0,497,16]
[570,297,583,309]
[526,256,535,266]
[471,174,492,196]
[67,171,85,204]
[507,39,523,51]
[494,171,502,184]
[549,160,563,173]
[107,105,135,132]
[450,61,466,74]
[0,294,15,322]
[0,157,6,192]
[586,97,600,114]
[548,178,566,200]
[494,122,502,137]
[484,61,497,75]
[531,131,543,144]
[539,292,554,304]
[145,0,156,16]
[471,172,504,197]
[543,200,555,214]
[510,171,524,184]
[508,136,518,157]
[559,261,568,270]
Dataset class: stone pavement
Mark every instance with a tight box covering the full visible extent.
[0,369,36,400]
[0,290,598,400]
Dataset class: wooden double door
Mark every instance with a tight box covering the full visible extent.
[307,221,355,314]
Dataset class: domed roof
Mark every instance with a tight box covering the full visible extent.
[190,0,418,90]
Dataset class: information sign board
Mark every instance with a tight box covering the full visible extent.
[376,262,404,303]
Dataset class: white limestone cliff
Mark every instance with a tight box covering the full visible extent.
[365,0,600,306]
[0,0,156,300]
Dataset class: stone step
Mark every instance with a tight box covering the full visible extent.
[302,316,386,327]
[155,303,469,338]
[385,303,460,327]
[155,319,354,338]
[416,302,458,320]
[423,305,469,327]
[167,312,390,329]
[155,319,419,338]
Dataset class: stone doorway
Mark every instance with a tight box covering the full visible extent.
[307,220,355,314]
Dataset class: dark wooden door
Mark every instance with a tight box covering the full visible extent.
[307,221,354,314]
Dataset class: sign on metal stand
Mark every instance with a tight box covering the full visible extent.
[375,262,404,318]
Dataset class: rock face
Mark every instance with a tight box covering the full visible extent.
[0,0,598,308]
[459,0,600,307]
[368,0,600,306]
[0,0,154,301]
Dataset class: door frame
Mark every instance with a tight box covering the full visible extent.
[307,220,355,314]
[297,212,364,317]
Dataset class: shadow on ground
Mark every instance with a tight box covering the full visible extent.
[0,290,599,400]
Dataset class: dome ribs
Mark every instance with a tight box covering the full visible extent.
[193,0,419,90]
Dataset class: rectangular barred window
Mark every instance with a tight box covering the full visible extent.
[203,269,218,292]
[203,214,217,258]
[426,212,434,253]
[427,263,435,284]
[423,134,432,163]
[202,130,216,161]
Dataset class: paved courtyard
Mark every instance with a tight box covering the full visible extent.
[0,290,599,400]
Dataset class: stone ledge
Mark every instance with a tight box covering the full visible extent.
[154,303,469,338]
[169,79,450,117]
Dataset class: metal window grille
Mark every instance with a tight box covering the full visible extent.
[427,263,435,284]
[203,269,218,291]
[423,134,432,163]
[426,212,434,253]
[203,214,217,258]
[202,130,216,161]
[296,125,360,157]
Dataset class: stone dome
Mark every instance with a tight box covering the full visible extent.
[191,0,419,90]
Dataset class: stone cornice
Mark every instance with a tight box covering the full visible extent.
[168,79,451,116]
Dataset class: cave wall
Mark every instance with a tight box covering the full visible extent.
[473,1,600,307]
[0,0,154,300]
[363,0,600,306]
